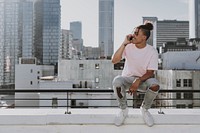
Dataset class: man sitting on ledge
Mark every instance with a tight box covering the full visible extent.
[112,21,160,127]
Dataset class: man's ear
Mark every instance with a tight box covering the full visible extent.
[143,35,147,40]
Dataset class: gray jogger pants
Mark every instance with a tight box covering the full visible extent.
[112,75,159,109]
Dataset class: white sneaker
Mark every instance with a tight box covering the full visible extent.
[140,106,154,127]
[114,108,128,126]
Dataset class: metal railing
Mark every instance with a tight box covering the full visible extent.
[1,89,200,113]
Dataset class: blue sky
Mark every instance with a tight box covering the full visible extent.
[60,0,189,50]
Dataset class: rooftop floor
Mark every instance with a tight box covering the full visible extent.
[0,108,200,133]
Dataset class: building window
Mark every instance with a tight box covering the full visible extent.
[85,81,88,88]
[95,64,99,69]
[176,104,186,108]
[71,99,76,108]
[79,64,84,70]
[114,60,124,70]
[95,77,99,83]
[30,69,33,73]
[176,92,181,99]
[52,97,58,108]
[183,79,187,87]
[188,104,193,108]
[79,81,82,88]
[189,79,192,87]
[183,79,193,87]
[176,79,181,87]
[30,81,33,85]
[184,92,193,100]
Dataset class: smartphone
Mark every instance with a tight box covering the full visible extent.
[128,36,133,41]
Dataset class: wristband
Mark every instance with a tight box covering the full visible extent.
[124,43,127,47]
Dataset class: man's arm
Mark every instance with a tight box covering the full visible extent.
[111,43,126,64]
[128,70,154,95]
[111,34,132,64]
[139,70,154,82]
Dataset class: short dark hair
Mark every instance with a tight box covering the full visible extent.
[137,23,153,40]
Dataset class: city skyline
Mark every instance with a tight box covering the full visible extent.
[61,0,188,51]
[0,0,61,86]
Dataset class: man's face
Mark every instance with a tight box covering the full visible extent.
[131,28,146,44]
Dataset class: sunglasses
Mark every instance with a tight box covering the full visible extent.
[132,28,139,36]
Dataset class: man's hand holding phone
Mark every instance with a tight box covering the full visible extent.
[123,34,133,47]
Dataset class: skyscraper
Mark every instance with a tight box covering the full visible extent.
[60,30,73,59]
[0,0,23,86]
[70,21,83,53]
[142,17,157,49]
[143,17,189,49]
[34,0,61,65]
[0,0,61,86]
[189,0,200,38]
[70,21,82,40]
[22,0,34,58]
[99,0,114,58]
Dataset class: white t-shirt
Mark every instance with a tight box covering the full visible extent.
[122,44,158,77]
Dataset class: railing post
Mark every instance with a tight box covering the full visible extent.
[65,92,71,114]
[158,99,164,114]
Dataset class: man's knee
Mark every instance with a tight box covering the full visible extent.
[112,76,123,87]
[113,76,125,99]
[116,87,123,99]
[149,84,160,92]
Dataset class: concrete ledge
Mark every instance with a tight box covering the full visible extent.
[0,108,200,126]
[1,109,200,133]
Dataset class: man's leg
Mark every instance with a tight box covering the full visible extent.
[140,78,160,127]
[112,75,135,126]
[113,76,127,109]
[143,84,159,109]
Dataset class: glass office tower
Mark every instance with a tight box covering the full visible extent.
[70,21,83,52]
[99,0,114,58]
[34,0,61,65]
[70,21,82,40]
[0,0,22,86]
[0,0,60,86]
[22,0,34,58]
